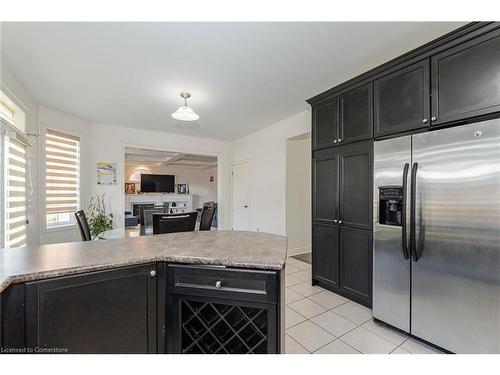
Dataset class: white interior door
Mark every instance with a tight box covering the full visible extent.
[232,162,250,231]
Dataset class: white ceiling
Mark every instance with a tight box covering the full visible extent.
[0,22,465,141]
[125,147,217,169]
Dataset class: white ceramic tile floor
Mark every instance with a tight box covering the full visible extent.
[285,334,309,354]
[285,288,305,304]
[285,306,307,329]
[284,256,445,354]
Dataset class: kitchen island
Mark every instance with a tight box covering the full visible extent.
[0,230,287,354]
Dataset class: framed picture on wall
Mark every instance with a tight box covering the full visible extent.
[177,183,187,194]
[125,182,136,194]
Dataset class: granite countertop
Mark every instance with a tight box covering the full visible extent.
[0,230,288,293]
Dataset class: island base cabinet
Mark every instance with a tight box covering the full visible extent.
[24,264,158,354]
[165,264,280,354]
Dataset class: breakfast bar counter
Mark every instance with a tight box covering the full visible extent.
[0,231,287,354]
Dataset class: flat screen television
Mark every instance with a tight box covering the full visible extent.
[140,174,175,193]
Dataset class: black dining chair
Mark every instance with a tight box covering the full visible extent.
[199,202,217,231]
[143,207,165,230]
[153,212,198,235]
[75,210,92,241]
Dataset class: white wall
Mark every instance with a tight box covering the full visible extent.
[232,110,311,236]
[286,133,311,255]
[125,164,217,209]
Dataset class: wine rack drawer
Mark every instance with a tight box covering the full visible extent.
[166,264,278,303]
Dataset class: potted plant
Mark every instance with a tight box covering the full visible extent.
[87,193,113,239]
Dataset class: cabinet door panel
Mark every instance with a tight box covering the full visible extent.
[313,98,339,148]
[339,83,373,143]
[339,141,373,230]
[374,60,430,136]
[312,223,339,287]
[313,148,339,223]
[25,264,157,353]
[339,227,372,307]
[432,30,500,125]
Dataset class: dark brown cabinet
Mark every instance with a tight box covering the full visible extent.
[24,264,157,353]
[312,223,339,288]
[431,29,500,125]
[339,83,373,143]
[374,60,430,137]
[339,227,373,306]
[165,264,279,354]
[312,141,373,307]
[339,140,373,231]
[312,147,339,223]
[312,98,339,149]
[1,263,282,354]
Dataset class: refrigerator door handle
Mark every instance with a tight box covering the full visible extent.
[401,163,410,260]
[410,162,419,261]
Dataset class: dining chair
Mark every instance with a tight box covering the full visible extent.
[153,212,198,235]
[199,202,217,231]
[143,207,165,229]
[74,210,92,241]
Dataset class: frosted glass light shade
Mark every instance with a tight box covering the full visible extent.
[171,105,200,121]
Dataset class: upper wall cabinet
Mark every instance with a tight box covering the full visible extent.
[431,29,500,125]
[339,83,373,144]
[374,60,430,137]
[313,98,339,149]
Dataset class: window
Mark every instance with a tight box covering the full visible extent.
[45,129,81,228]
[4,135,28,247]
[1,88,29,248]
[0,89,26,133]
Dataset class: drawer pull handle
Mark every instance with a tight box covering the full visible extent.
[215,280,222,288]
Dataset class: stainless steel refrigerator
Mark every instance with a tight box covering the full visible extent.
[373,118,500,354]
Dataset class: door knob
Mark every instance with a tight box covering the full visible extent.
[422,118,428,123]
[150,270,156,278]
[333,139,338,143]
[333,219,338,223]
[431,116,437,121]
[338,220,343,224]
[215,280,222,288]
[338,138,342,143]
[243,205,248,208]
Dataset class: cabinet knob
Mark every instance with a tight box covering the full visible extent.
[422,118,428,123]
[338,138,342,143]
[150,270,156,278]
[431,116,437,121]
[215,280,222,288]
[333,139,338,143]
[338,220,343,224]
[333,219,338,223]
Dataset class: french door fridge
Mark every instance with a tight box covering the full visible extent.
[373,118,500,353]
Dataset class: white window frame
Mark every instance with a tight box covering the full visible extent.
[0,86,29,248]
[41,126,83,232]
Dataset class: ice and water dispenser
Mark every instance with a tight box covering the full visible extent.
[378,187,403,226]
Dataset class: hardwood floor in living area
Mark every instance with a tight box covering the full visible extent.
[284,257,444,354]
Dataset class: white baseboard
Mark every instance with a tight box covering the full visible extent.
[287,246,311,257]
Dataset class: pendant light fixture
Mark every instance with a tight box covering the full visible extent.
[171,92,199,121]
